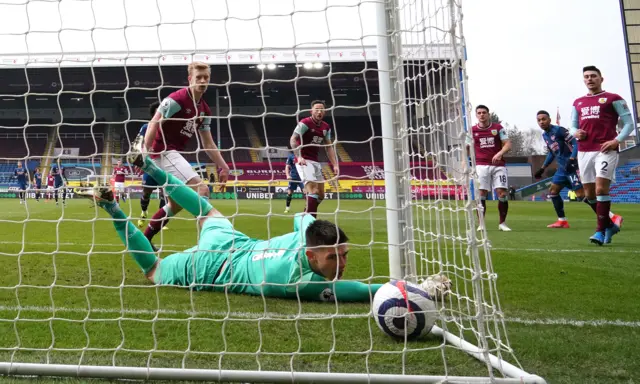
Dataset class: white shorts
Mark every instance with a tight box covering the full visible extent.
[578,151,618,184]
[476,165,508,191]
[153,150,198,183]
[295,160,324,184]
[114,182,126,192]
[47,186,54,191]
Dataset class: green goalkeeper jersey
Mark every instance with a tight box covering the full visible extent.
[158,214,382,302]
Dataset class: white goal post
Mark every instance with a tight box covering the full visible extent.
[0,0,546,383]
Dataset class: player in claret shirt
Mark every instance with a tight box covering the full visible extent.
[467,105,512,232]
[289,100,339,218]
[46,173,55,200]
[112,159,128,203]
[570,66,633,245]
[535,110,622,229]
[139,62,230,246]
[14,161,28,204]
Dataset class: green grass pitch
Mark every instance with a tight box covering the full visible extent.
[0,197,639,383]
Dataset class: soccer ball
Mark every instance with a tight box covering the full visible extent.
[372,280,437,340]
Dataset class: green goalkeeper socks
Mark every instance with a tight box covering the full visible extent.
[102,201,158,274]
[142,157,213,217]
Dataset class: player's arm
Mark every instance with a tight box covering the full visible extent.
[568,106,585,140]
[298,280,384,302]
[285,163,291,179]
[197,123,229,173]
[290,122,309,159]
[535,150,555,179]
[323,131,339,171]
[567,135,579,159]
[465,133,473,155]
[144,97,181,151]
[492,130,511,164]
[613,99,635,142]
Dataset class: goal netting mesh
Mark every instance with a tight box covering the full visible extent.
[0,0,545,382]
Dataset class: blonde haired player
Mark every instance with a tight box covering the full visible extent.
[137,62,230,248]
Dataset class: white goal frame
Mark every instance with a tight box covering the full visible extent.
[0,0,546,383]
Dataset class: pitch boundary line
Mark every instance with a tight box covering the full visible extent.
[0,240,638,254]
[0,305,638,328]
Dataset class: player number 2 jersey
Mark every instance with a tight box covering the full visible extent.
[572,91,631,152]
[151,88,212,155]
[294,117,331,162]
[468,123,508,166]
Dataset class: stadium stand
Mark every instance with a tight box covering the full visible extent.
[610,161,640,203]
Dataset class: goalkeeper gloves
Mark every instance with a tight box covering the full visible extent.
[534,167,545,179]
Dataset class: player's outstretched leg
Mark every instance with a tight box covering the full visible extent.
[135,156,213,219]
[76,187,159,276]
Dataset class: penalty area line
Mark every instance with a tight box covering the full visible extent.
[0,305,638,328]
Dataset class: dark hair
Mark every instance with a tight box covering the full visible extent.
[305,220,348,248]
[583,66,601,76]
[476,105,489,113]
[149,101,161,119]
[311,100,326,108]
[536,110,550,117]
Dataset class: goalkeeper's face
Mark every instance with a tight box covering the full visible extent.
[307,244,349,280]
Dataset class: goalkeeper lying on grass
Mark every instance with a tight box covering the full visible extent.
[77,146,451,302]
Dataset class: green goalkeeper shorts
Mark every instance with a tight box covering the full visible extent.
[156,216,253,290]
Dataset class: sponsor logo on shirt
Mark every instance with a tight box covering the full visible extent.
[252,249,286,262]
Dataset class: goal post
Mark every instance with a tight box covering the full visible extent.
[376,1,544,383]
[0,0,546,383]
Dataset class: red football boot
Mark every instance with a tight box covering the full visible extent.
[547,220,570,228]
[611,214,623,229]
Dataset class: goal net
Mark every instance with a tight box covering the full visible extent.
[0,0,545,383]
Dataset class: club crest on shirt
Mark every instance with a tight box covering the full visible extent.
[598,98,607,104]
[491,129,498,136]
